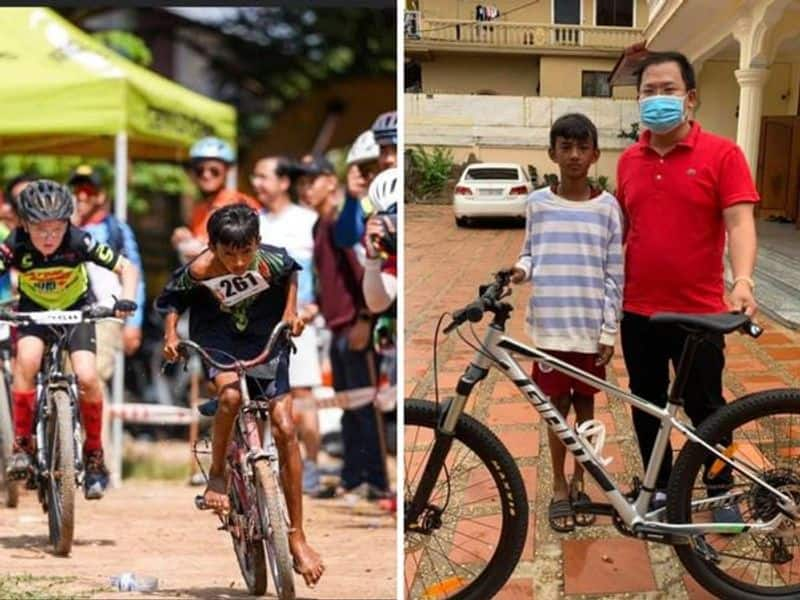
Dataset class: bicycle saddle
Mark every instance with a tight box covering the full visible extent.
[649,312,750,334]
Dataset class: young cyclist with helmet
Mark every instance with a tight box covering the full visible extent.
[157,204,324,587]
[3,180,139,500]
[171,136,261,261]
[371,110,397,171]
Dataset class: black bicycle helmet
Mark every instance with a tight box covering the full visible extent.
[17,179,74,222]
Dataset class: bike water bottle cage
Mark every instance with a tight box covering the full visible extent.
[576,419,613,467]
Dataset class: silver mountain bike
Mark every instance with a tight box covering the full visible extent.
[405,270,800,600]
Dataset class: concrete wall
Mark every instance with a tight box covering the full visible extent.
[405,92,639,184]
[696,60,798,142]
[540,56,637,98]
[422,53,540,95]
[417,0,649,27]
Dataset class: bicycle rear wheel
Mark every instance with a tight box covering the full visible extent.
[405,399,528,600]
[229,466,268,595]
[668,389,800,599]
[254,459,296,600]
[0,374,19,508]
[46,390,75,556]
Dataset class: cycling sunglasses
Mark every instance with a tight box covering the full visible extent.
[193,164,224,177]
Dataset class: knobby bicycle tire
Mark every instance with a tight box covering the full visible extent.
[229,467,268,595]
[0,375,18,508]
[47,389,75,556]
[668,389,800,599]
[405,399,528,600]
[254,459,296,600]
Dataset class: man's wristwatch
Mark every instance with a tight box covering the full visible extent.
[732,276,755,291]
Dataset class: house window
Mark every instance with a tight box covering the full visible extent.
[582,71,611,97]
[596,0,634,27]
[554,0,581,24]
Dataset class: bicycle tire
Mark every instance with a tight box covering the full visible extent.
[228,468,268,595]
[46,389,75,556]
[668,389,800,599]
[254,459,296,600]
[405,399,528,600]
[0,375,19,508]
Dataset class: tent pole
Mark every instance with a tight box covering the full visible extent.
[111,131,128,488]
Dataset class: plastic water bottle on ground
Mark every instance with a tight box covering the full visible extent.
[109,572,159,592]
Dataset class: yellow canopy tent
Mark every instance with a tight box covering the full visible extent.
[0,7,237,483]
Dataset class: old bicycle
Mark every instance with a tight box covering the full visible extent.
[0,305,124,556]
[177,321,295,599]
[405,270,800,600]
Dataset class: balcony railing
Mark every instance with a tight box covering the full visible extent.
[405,14,642,51]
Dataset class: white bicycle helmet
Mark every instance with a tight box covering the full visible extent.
[189,136,235,164]
[367,167,399,213]
[371,111,397,146]
[346,130,380,166]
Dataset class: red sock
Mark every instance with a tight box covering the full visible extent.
[80,400,103,453]
[12,389,35,440]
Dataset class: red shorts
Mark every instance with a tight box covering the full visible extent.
[531,350,605,397]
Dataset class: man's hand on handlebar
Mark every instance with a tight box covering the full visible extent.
[596,343,614,366]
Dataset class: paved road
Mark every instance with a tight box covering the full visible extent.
[405,204,800,599]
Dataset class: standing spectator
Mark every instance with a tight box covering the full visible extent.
[171,136,260,261]
[251,155,325,495]
[335,112,396,248]
[302,155,387,497]
[69,165,147,376]
[616,51,759,520]
[0,174,32,304]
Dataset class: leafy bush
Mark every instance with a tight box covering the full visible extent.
[406,146,455,201]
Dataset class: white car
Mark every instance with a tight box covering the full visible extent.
[452,162,533,226]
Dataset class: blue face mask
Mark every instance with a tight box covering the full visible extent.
[639,95,686,133]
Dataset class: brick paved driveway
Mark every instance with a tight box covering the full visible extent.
[404,204,800,599]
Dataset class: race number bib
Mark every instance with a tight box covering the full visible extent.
[201,271,269,307]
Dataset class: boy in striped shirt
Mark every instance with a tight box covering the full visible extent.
[510,113,624,532]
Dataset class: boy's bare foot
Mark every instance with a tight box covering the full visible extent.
[203,474,229,514]
[289,530,325,587]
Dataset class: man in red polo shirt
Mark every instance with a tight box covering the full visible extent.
[616,51,758,519]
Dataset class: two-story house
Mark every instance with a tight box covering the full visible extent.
[405,0,648,182]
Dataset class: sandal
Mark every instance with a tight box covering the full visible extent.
[548,498,575,533]
[570,489,597,527]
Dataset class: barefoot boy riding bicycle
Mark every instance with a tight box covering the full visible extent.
[3,180,138,500]
[157,204,324,586]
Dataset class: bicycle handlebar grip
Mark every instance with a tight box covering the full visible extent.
[465,301,484,322]
[746,321,763,338]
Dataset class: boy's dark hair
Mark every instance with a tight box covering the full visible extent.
[550,113,598,149]
[273,156,294,179]
[635,51,696,91]
[207,204,260,248]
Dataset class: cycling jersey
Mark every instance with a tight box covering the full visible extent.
[0,225,119,310]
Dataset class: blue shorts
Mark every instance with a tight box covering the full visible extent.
[206,344,291,401]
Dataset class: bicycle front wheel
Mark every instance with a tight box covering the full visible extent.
[0,374,19,508]
[405,399,528,600]
[668,389,800,599]
[46,390,75,556]
[254,459,295,600]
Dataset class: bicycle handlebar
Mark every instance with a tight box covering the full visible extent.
[444,271,762,339]
[0,304,124,326]
[443,269,513,334]
[175,321,292,373]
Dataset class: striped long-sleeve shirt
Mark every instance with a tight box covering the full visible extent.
[514,186,624,354]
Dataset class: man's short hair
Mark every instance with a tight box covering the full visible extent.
[550,113,598,150]
[635,51,696,91]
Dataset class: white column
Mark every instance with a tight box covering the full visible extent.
[111,131,128,488]
[734,67,769,177]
